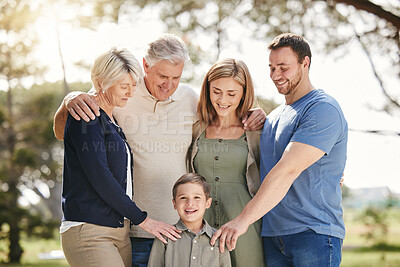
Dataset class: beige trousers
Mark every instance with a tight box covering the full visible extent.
[61,220,131,267]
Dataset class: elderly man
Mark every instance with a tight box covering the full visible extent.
[54,34,265,267]
[211,33,348,267]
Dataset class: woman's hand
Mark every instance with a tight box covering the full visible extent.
[138,217,181,244]
[242,108,267,131]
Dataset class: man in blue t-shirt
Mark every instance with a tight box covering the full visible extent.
[211,33,347,266]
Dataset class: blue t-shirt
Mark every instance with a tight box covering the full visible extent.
[260,89,348,239]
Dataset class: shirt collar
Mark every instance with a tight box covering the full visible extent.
[176,219,215,239]
[135,77,184,102]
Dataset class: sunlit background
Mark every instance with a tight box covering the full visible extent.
[1,0,400,265]
[27,2,400,192]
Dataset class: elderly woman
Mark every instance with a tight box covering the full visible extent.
[60,48,178,267]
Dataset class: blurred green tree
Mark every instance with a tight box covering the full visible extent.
[0,1,93,261]
[0,0,42,262]
[360,193,400,251]
[361,206,389,247]
[135,0,247,61]
[0,81,90,263]
[113,0,399,111]
[48,1,399,109]
[341,184,351,200]
[247,0,399,112]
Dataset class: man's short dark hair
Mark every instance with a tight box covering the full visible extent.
[172,173,211,200]
[268,33,312,68]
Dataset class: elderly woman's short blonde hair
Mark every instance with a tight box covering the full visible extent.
[197,58,255,125]
[91,48,143,92]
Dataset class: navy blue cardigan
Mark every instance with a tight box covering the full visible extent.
[62,109,147,227]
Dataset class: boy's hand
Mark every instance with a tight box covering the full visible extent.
[138,217,181,244]
[242,108,266,131]
[65,91,100,122]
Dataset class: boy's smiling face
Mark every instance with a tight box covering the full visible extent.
[173,182,212,232]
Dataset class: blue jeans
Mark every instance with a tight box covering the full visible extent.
[130,237,154,267]
[263,230,343,267]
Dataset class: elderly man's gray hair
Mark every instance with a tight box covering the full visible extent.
[144,33,190,67]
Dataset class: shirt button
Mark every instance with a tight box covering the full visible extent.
[192,256,196,260]
[214,200,218,205]
[211,247,214,251]
[215,176,219,181]
[214,156,219,160]
[194,240,197,244]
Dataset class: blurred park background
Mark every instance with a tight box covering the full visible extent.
[1,0,400,266]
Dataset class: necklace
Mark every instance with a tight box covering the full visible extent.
[211,122,242,129]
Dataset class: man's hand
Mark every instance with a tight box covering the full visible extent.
[210,216,250,253]
[65,91,100,122]
[242,108,266,131]
[53,90,100,140]
[138,217,182,244]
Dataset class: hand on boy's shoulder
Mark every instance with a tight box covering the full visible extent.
[210,229,232,267]
[154,234,170,246]
[210,228,230,251]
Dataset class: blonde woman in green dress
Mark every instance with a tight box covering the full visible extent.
[188,58,265,267]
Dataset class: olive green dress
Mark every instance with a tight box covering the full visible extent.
[193,132,265,267]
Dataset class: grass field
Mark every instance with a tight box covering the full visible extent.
[0,235,68,267]
[1,209,399,266]
[341,208,400,267]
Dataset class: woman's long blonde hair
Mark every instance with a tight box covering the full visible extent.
[197,58,255,125]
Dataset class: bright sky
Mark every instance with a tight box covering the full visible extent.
[27,5,400,194]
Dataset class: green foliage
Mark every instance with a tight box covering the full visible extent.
[359,197,400,251]
[0,80,86,263]
[0,105,5,124]
[0,0,44,262]
[12,148,37,169]
[0,0,42,80]
[246,0,400,110]
[343,208,400,266]
[23,215,60,239]
[132,0,251,64]
[123,0,400,110]
[0,233,69,266]
[342,250,400,267]
[361,207,389,246]
[342,184,351,200]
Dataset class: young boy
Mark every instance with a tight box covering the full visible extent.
[148,173,231,267]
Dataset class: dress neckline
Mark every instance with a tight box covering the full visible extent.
[201,130,246,141]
